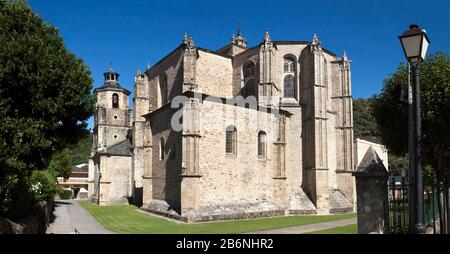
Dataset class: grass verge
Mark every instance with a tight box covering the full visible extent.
[307,224,357,234]
[79,201,356,234]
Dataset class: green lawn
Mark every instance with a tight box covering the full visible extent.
[307,224,358,234]
[79,201,356,234]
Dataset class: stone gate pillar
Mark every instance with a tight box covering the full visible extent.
[353,147,388,234]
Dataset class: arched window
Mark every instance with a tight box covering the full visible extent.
[112,93,119,108]
[226,125,237,155]
[244,62,255,79]
[160,74,168,106]
[258,131,267,158]
[242,62,256,98]
[284,75,296,98]
[159,137,165,160]
[283,57,297,98]
[284,58,294,73]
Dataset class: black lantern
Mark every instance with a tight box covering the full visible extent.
[399,24,430,63]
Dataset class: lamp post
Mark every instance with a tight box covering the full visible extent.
[399,24,430,234]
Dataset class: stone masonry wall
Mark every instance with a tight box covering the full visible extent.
[196,50,233,98]
[195,99,283,216]
[149,107,182,212]
[99,155,131,205]
[146,48,184,111]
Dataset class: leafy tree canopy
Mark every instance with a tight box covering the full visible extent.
[371,52,450,180]
[0,0,94,219]
[47,148,72,179]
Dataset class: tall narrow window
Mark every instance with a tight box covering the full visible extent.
[284,75,295,98]
[258,131,267,158]
[112,93,119,108]
[160,75,168,105]
[242,62,256,98]
[159,137,165,160]
[226,125,236,155]
[283,57,297,99]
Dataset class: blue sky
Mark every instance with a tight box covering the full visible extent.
[28,0,449,128]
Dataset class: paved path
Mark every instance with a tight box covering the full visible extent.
[46,200,115,234]
[249,218,357,234]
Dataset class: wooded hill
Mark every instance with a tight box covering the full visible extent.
[353,98,407,175]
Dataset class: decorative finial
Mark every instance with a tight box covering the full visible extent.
[312,33,319,45]
[264,30,271,43]
[136,68,142,76]
[233,25,247,47]
[109,61,113,71]
[262,30,273,50]
[231,33,236,43]
[342,51,348,61]
[188,36,195,47]
[146,63,150,70]
[183,32,188,44]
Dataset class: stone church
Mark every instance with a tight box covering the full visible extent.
[88,29,361,222]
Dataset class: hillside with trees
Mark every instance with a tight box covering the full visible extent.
[353,98,407,175]
[68,133,92,166]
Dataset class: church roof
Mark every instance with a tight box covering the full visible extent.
[101,139,132,156]
[93,84,132,96]
[93,67,132,95]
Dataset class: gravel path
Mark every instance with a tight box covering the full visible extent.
[249,218,357,234]
[46,200,115,234]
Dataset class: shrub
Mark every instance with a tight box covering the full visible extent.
[0,172,35,220]
[58,188,73,200]
[30,171,56,201]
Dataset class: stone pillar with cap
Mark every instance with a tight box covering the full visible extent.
[353,146,389,234]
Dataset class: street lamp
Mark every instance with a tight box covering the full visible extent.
[399,24,430,234]
[400,24,430,63]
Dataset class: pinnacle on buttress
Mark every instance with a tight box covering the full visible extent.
[183,32,189,44]
[189,36,195,47]
[146,63,150,70]
[312,33,320,46]
[136,68,142,76]
[263,30,271,43]
[183,32,195,48]
[342,51,348,61]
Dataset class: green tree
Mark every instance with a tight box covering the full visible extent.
[371,52,450,181]
[353,98,381,139]
[353,98,408,175]
[371,52,450,230]
[47,149,72,179]
[0,0,94,219]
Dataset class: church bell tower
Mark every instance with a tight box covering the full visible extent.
[92,65,132,151]
[88,64,133,204]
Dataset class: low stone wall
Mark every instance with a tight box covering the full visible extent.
[0,199,54,234]
[288,209,317,215]
[190,210,286,223]
[142,200,321,223]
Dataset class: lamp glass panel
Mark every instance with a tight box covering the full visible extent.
[401,35,421,59]
[421,38,429,61]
